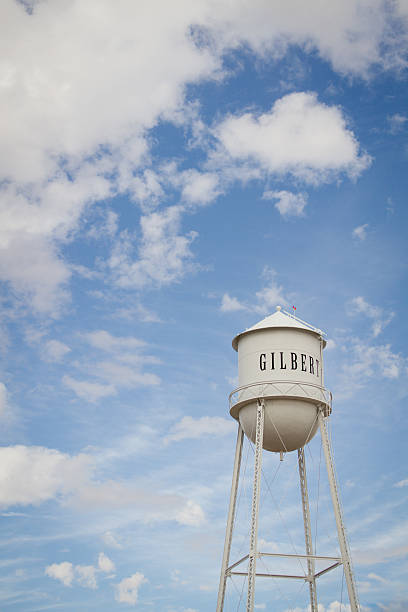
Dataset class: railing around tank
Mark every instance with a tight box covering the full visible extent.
[229,380,332,417]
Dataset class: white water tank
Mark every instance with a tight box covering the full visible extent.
[230,307,331,453]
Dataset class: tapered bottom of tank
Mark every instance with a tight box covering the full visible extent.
[238,398,319,453]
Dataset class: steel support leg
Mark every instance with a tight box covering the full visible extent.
[318,410,360,611]
[247,399,265,612]
[298,447,318,612]
[216,424,244,612]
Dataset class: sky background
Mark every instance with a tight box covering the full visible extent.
[0,0,408,610]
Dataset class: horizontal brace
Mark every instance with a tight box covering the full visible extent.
[230,571,307,581]
[259,552,342,562]
[226,554,249,572]
[314,562,342,578]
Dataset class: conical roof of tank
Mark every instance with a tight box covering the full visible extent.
[232,306,326,351]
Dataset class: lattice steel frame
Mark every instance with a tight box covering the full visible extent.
[216,395,360,612]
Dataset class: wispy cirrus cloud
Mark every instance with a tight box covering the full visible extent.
[63,330,160,402]
[347,296,394,337]
[0,444,204,526]
[221,268,288,315]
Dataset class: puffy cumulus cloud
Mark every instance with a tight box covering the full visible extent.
[202,0,406,77]
[263,190,307,217]
[41,339,71,362]
[0,1,218,186]
[2,0,406,318]
[98,552,115,574]
[353,223,369,241]
[109,207,197,290]
[220,293,247,312]
[165,415,235,443]
[115,572,147,605]
[0,0,215,313]
[179,170,221,205]
[46,553,115,590]
[1,1,403,314]
[45,562,74,587]
[175,499,205,527]
[214,92,371,185]
[0,164,111,315]
[0,445,92,507]
[0,232,71,316]
[75,565,97,590]
[254,282,288,314]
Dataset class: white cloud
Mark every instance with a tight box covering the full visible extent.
[348,296,394,337]
[352,223,369,241]
[0,445,92,507]
[263,190,307,217]
[115,572,146,605]
[394,479,408,488]
[42,339,71,362]
[175,500,206,526]
[109,207,198,289]
[368,572,388,584]
[0,1,404,314]
[220,293,247,312]
[165,416,235,443]
[75,565,97,590]
[63,375,116,402]
[255,283,287,314]
[180,170,220,205]
[387,113,407,134]
[337,339,404,399]
[102,531,122,549]
[64,330,160,401]
[87,210,119,239]
[284,604,352,612]
[204,0,405,77]
[92,361,160,389]
[355,517,408,565]
[73,480,205,526]
[83,330,146,353]
[221,270,288,315]
[214,92,371,185]
[0,444,205,527]
[46,553,114,591]
[98,552,115,574]
[45,562,74,587]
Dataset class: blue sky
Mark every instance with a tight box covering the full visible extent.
[0,0,408,610]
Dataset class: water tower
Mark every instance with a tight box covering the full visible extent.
[216,307,359,612]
